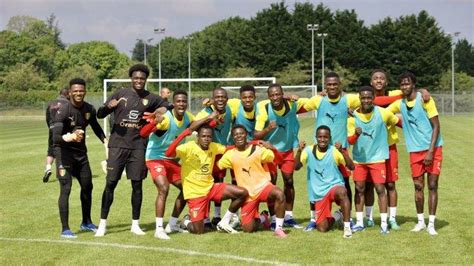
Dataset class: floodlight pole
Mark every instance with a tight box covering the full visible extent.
[307,24,318,94]
[154,28,166,90]
[186,36,193,108]
[449,32,460,116]
[144,38,153,65]
[317,33,328,91]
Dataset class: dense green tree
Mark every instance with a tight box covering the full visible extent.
[290,3,334,86]
[274,61,310,85]
[368,11,451,87]
[1,62,49,91]
[224,65,257,78]
[329,9,374,86]
[66,41,130,80]
[131,39,145,63]
[455,39,474,76]
[55,64,101,91]
[192,17,253,78]
[249,2,298,76]
[437,70,474,92]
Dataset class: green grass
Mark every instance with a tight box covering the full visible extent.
[0,115,473,264]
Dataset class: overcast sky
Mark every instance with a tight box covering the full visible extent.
[1,0,472,56]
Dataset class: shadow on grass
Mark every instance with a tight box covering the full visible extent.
[394,215,450,230]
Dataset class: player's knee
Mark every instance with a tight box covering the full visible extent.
[105,179,118,191]
[235,187,248,199]
[413,182,424,192]
[274,189,285,203]
[157,184,170,197]
[283,177,294,187]
[336,188,348,200]
[385,182,396,191]
[428,181,438,192]
[241,223,256,233]
[374,185,386,195]
[316,224,329,232]
[355,184,365,193]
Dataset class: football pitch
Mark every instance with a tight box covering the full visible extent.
[0,116,472,264]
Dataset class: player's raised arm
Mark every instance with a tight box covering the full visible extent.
[294,140,306,171]
[188,110,219,132]
[164,127,192,158]
[97,91,122,118]
[335,142,354,170]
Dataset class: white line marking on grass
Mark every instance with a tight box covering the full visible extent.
[0,237,299,265]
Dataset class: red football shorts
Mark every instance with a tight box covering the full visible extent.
[241,183,275,226]
[353,162,387,184]
[409,146,443,178]
[146,159,181,184]
[385,144,399,183]
[212,154,227,179]
[315,185,343,224]
[268,150,295,176]
[187,183,226,222]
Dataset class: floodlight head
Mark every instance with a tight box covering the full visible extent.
[154,28,166,34]
[307,24,318,30]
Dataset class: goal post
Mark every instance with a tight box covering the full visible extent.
[102,77,277,135]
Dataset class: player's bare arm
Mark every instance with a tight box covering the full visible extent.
[294,140,306,171]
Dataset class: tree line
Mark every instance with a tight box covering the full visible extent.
[1,2,473,94]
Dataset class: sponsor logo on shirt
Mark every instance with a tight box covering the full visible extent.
[325,112,337,123]
[362,130,374,140]
[200,163,210,173]
[128,110,140,120]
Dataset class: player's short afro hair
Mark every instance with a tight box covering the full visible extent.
[69,78,86,87]
[129,64,150,78]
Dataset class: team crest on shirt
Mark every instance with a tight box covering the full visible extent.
[85,112,90,120]
[142,99,149,106]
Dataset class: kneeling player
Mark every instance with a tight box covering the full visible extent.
[217,125,287,237]
[165,125,248,234]
[295,126,354,238]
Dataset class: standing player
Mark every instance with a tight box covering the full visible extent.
[51,78,106,238]
[298,72,359,231]
[347,86,400,234]
[95,64,170,237]
[165,124,248,234]
[294,126,354,238]
[43,87,69,183]
[217,125,288,237]
[364,70,401,228]
[387,72,443,235]
[254,83,307,229]
[364,69,431,229]
[195,88,234,226]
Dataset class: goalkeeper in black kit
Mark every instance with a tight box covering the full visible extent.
[95,64,171,237]
[51,78,106,238]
